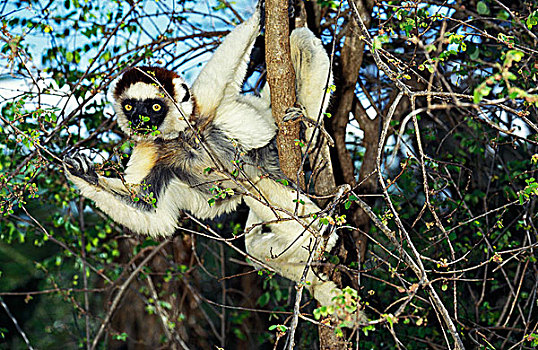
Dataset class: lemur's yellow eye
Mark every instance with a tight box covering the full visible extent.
[124,104,132,111]
[152,103,162,112]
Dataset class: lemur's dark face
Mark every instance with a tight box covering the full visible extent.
[113,66,194,140]
[121,98,169,131]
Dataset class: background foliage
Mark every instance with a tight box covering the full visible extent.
[0,0,537,349]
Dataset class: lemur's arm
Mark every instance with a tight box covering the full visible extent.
[286,28,335,151]
[191,5,261,116]
[64,150,242,237]
[63,153,182,237]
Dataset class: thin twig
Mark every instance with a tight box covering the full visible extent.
[0,296,34,350]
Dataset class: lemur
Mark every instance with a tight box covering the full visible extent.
[64,3,345,309]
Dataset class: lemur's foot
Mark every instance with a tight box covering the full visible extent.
[63,151,98,185]
[284,105,335,147]
[312,282,366,324]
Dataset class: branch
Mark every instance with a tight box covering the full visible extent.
[0,296,34,350]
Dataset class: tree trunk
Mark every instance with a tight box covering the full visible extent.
[265,0,305,189]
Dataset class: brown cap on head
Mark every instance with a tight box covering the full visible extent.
[114,66,179,100]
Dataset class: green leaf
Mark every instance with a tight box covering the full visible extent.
[276,179,289,186]
[274,288,282,301]
[469,45,480,60]
[257,292,270,307]
[313,308,321,320]
[506,50,524,62]
[526,11,538,29]
[113,332,128,341]
[496,9,510,21]
[473,83,492,104]
[477,1,490,15]
[372,34,389,50]
[505,72,517,80]
[518,192,526,205]
[233,327,246,341]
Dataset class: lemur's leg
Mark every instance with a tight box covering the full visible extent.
[290,28,332,120]
[191,4,261,116]
[243,177,341,307]
[64,153,180,236]
[288,28,333,148]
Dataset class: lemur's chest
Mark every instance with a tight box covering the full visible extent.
[125,142,158,183]
[126,137,211,186]
[124,131,244,198]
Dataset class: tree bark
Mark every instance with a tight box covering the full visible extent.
[265,0,305,189]
[265,2,344,348]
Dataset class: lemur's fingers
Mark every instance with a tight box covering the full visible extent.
[63,152,99,185]
[257,0,295,29]
[63,155,81,173]
[288,0,295,18]
[64,153,89,171]
[76,154,93,173]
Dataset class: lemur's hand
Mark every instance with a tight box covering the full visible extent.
[256,0,295,29]
[63,151,99,185]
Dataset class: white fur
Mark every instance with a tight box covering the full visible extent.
[65,167,241,238]
[213,96,276,150]
[243,178,341,308]
[290,28,333,149]
[191,8,277,151]
[67,173,178,236]
[290,28,333,120]
[122,81,161,100]
[123,144,156,183]
[192,10,260,117]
